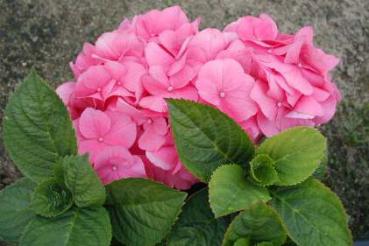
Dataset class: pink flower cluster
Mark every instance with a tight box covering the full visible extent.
[57,6,341,189]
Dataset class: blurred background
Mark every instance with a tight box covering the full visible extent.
[0,0,368,242]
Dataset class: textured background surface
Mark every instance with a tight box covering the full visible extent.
[0,0,368,241]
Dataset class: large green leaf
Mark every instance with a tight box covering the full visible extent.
[20,207,112,246]
[3,70,77,182]
[167,189,228,246]
[223,202,287,246]
[209,165,271,218]
[107,178,186,246]
[0,178,36,242]
[63,155,106,207]
[167,99,254,182]
[256,127,326,186]
[31,178,73,217]
[270,179,352,246]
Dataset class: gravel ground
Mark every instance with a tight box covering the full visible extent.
[0,0,368,242]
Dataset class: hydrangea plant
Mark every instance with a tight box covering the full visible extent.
[0,71,352,246]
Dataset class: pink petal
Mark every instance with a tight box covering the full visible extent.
[240,117,261,141]
[104,111,137,148]
[113,98,146,124]
[149,66,169,84]
[139,96,168,112]
[171,86,199,101]
[196,77,221,106]
[94,146,146,184]
[314,96,338,124]
[56,82,76,105]
[168,52,187,76]
[250,81,277,120]
[222,97,258,122]
[257,113,280,137]
[287,96,324,119]
[104,61,127,81]
[169,65,195,89]
[158,30,178,56]
[75,65,112,98]
[142,74,169,96]
[145,42,174,67]
[78,139,105,163]
[79,108,111,139]
[152,117,168,135]
[138,129,167,151]
[146,146,177,170]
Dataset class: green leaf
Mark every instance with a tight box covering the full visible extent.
[107,178,187,246]
[209,165,271,218]
[0,178,36,242]
[168,99,254,182]
[256,242,274,246]
[3,70,77,182]
[234,238,250,246]
[63,155,106,207]
[270,179,352,246]
[167,189,228,246]
[256,127,326,186]
[250,154,279,186]
[20,207,112,246]
[313,149,328,179]
[31,178,73,217]
[223,203,287,246]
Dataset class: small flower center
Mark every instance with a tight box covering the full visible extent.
[147,119,153,124]
[98,137,104,142]
[277,102,282,107]
[117,81,122,86]
[297,63,303,68]
[111,165,117,171]
[167,86,174,92]
[96,87,102,92]
[219,91,226,98]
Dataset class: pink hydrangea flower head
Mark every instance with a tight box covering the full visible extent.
[57,8,341,190]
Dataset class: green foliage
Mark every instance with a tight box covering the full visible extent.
[223,202,287,246]
[3,70,77,182]
[167,189,228,246]
[209,165,271,218]
[31,178,73,217]
[233,238,250,246]
[107,178,187,246]
[20,207,112,246]
[1,71,111,246]
[250,154,279,186]
[63,155,106,207]
[1,74,353,246]
[0,178,36,242]
[256,242,274,246]
[168,99,254,181]
[257,127,326,186]
[271,179,352,246]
